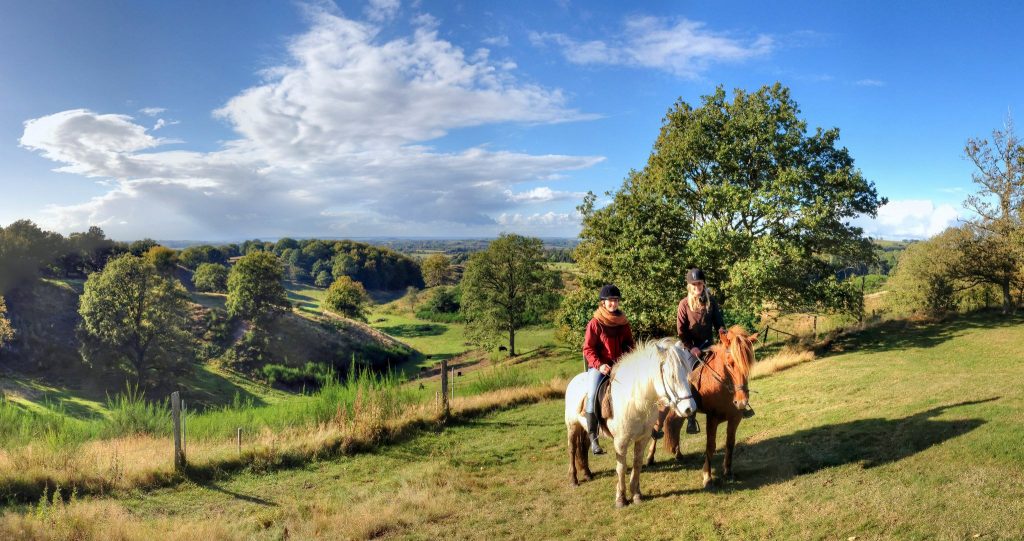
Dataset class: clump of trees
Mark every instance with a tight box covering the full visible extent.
[421,254,452,287]
[570,83,886,338]
[78,254,193,388]
[323,276,370,321]
[0,296,14,349]
[193,263,229,292]
[461,234,561,356]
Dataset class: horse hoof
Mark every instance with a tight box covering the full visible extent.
[646,458,655,467]
[632,494,643,504]
[581,473,592,482]
[569,479,579,488]
[725,472,735,483]
[615,499,628,509]
[674,454,685,462]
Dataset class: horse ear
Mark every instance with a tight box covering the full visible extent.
[719,328,731,347]
[749,333,759,344]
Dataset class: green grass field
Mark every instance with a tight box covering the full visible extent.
[3,312,1021,539]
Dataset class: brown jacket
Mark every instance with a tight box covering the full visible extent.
[676,295,725,351]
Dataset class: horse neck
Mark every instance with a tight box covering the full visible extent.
[613,357,660,414]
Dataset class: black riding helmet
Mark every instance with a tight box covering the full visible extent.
[598,284,621,300]
[685,268,706,284]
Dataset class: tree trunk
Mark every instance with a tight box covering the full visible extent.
[508,327,516,357]
[1002,279,1013,314]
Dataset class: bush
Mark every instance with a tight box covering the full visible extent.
[262,362,334,389]
[323,276,370,321]
[193,263,229,292]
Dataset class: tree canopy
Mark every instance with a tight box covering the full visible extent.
[323,276,370,321]
[461,234,560,356]
[574,83,886,335]
[193,263,229,292]
[78,254,193,387]
[0,296,14,349]
[422,253,452,287]
[226,251,289,324]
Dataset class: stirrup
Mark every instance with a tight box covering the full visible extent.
[590,437,605,455]
[651,428,664,440]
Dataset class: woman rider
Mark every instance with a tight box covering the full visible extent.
[676,268,754,434]
[582,284,635,455]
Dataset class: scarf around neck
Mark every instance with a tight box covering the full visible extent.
[594,305,628,327]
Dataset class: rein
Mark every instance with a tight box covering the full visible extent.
[694,349,749,395]
[658,350,693,412]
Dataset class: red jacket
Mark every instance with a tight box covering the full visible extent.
[582,318,635,370]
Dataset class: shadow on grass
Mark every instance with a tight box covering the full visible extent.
[378,323,448,338]
[197,480,278,506]
[649,398,995,498]
[827,311,1024,356]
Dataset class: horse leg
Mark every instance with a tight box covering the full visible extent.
[702,415,720,490]
[645,437,657,466]
[630,439,644,504]
[666,411,685,461]
[567,426,579,486]
[614,441,628,508]
[723,417,739,482]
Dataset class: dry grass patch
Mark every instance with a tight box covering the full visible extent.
[752,347,816,379]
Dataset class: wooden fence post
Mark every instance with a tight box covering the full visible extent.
[171,391,185,471]
[237,427,242,455]
[440,359,449,420]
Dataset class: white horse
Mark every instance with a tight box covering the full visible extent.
[564,338,698,507]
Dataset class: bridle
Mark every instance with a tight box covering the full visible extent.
[658,350,694,414]
[695,346,750,397]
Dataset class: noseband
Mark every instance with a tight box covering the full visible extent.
[658,354,693,412]
[696,349,750,396]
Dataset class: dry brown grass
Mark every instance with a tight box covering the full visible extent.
[751,346,816,380]
[0,378,568,505]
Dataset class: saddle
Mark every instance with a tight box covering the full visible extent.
[581,376,614,432]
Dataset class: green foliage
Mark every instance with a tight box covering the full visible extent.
[0,296,14,348]
[461,234,561,355]
[314,270,332,288]
[144,245,177,275]
[575,84,885,335]
[422,253,452,287]
[226,251,289,324]
[193,263,229,292]
[323,276,370,321]
[78,254,194,387]
[178,245,227,270]
[423,286,460,313]
[888,228,968,315]
[128,238,158,256]
[102,383,172,437]
[554,287,595,351]
[0,219,65,292]
[262,361,335,389]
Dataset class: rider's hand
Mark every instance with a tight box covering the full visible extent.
[690,347,701,358]
[599,364,611,375]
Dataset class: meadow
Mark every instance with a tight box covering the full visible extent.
[0,310,1020,539]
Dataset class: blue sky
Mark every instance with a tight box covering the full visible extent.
[1,0,1021,241]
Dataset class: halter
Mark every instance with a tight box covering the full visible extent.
[696,347,750,396]
[658,349,694,414]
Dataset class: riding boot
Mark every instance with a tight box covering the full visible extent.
[686,415,700,434]
[586,412,604,455]
[742,405,755,418]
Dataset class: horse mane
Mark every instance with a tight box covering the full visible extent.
[708,325,754,380]
[609,339,678,409]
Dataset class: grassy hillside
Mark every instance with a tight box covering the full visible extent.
[0,312,1020,539]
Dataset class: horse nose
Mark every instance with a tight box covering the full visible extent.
[683,407,692,416]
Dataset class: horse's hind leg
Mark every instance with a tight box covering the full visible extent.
[574,424,593,482]
[567,425,579,487]
[645,437,657,466]
[723,418,739,482]
[630,439,644,504]
[702,415,721,490]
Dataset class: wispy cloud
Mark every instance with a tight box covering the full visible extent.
[530,15,772,78]
[855,78,885,87]
[364,0,400,23]
[20,6,602,239]
[138,107,166,116]
[482,35,510,47]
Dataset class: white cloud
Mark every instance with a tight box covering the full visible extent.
[855,79,885,87]
[20,7,602,239]
[364,0,400,22]
[496,211,581,228]
[854,199,961,240]
[152,118,180,131]
[531,16,772,78]
[504,186,584,203]
[139,107,166,116]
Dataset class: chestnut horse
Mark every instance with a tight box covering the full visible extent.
[645,325,757,489]
[564,338,697,507]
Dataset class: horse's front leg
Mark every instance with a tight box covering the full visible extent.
[630,439,645,504]
[614,441,628,508]
[702,415,720,490]
[723,417,739,482]
[567,426,579,487]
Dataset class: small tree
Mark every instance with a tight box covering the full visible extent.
[422,254,452,287]
[0,296,15,349]
[963,120,1024,314]
[227,251,289,325]
[193,263,229,292]
[405,286,420,311]
[323,276,370,321]
[144,245,178,275]
[461,234,561,356]
[78,254,192,387]
[314,270,332,288]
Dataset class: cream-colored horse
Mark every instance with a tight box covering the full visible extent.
[564,338,697,507]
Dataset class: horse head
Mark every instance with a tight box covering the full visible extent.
[656,338,698,418]
[719,326,758,412]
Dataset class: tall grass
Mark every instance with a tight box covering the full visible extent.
[463,365,534,395]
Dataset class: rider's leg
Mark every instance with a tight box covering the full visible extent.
[585,367,606,455]
[679,348,701,434]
